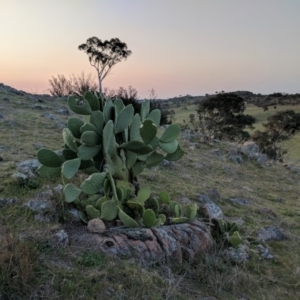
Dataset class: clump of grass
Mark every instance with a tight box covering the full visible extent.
[0,227,38,298]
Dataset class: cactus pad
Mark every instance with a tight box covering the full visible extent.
[100,200,118,221]
[80,172,106,195]
[160,124,181,143]
[64,183,82,203]
[140,119,157,144]
[142,209,156,228]
[62,158,81,179]
[37,149,63,168]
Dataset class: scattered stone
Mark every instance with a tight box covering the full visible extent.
[66,208,81,223]
[285,164,300,174]
[12,172,28,184]
[57,107,69,115]
[53,184,64,199]
[196,194,224,221]
[209,149,223,157]
[181,129,197,140]
[222,244,250,263]
[14,158,40,181]
[225,217,244,226]
[200,297,217,300]
[57,123,67,129]
[2,97,9,101]
[34,213,52,223]
[53,230,69,247]
[206,188,220,200]
[257,227,285,242]
[229,154,243,164]
[43,113,56,120]
[160,159,175,167]
[87,218,106,233]
[25,199,54,212]
[0,198,19,208]
[240,141,259,157]
[254,153,268,166]
[255,207,276,218]
[257,244,274,260]
[32,104,48,110]
[32,142,44,150]
[230,198,251,206]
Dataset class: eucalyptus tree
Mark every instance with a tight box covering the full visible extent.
[78,37,132,94]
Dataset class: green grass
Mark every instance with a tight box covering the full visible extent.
[1,92,300,299]
[172,102,300,161]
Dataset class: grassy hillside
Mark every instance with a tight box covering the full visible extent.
[1,88,300,299]
[172,102,300,161]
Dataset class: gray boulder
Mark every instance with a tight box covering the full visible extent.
[257,227,285,242]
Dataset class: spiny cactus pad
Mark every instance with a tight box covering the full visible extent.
[37,149,63,168]
[62,158,81,179]
[64,184,82,203]
[80,173,106,195]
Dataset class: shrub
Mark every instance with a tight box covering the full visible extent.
[196,92,255,142]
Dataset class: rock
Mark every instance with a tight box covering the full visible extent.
[0,114,3,119]
[200,297,217,300]
[255,207,276,218]
[87,218,106,233]
[160,159,175,167]
[222,244,250,263]
[53,230,69,247]
[254,153,268,166]
[57,123,67,129]
[0,185,4,192]
[0,156,3,162]
[0,198,19,208]
[209,149,223,157]
[67,220,212,265]
[230,198,251,206]
[53,184,64,198]
[32,142,44,150]
[206,188,220,200]
[285,164,300,174]
[66,208,81,223]
[14,159,40,181]
[240,141,259,157]
[32,104,47,110]
[257,244,274,260]
[12,172,28,184]
[2,97,9,101]
[229,154,243,164]
[257,227,285,242]
[196,194,224,221]
[57,107,69,115]
[43,113,56,120]
[25,199,54,212]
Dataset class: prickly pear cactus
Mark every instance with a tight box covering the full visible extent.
[36,92,193,228]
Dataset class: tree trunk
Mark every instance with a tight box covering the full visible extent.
[98,76,102,95]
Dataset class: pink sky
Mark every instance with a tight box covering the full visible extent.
[1,1,300,99]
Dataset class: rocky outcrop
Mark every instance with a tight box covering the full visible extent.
[67,220,212,265]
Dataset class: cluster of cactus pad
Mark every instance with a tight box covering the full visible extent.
[37,92,198,227]
[215,219,242,248]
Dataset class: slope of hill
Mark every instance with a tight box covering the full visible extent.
[1,84,300,299]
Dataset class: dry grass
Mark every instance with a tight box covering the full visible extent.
[1,91,300,299]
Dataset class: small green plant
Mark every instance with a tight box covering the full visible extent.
[213,219,242,248]
[37,92,197,227]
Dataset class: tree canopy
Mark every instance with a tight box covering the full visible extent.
[78,37,132,94]
[196,92,255,141]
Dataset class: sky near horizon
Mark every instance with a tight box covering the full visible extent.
[1,0,300,99]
